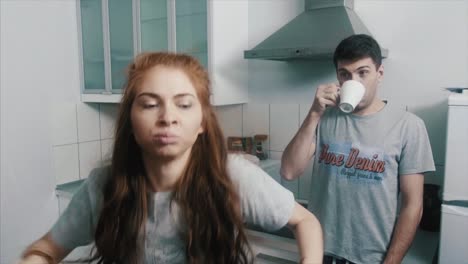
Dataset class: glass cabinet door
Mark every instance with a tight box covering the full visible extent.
[140,0,168,52]
[80,0,106,92]
[108,0,134,91]
[175,0,208,68]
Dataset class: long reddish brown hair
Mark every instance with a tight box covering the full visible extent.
[91,52,252,263]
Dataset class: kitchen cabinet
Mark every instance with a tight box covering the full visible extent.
[78,0,165,103]
[78,0,106,98]
[175,0,208,68]
[247,230,299,263]
[78,0,248,105]
[208,0,248,105]
[139,0,168,53]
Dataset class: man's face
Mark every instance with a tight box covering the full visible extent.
[336,57,384,112]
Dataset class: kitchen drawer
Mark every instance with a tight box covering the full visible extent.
[247,230,299,263]
[256,253,296,264]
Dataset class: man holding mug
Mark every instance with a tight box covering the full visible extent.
[281,34,435,264]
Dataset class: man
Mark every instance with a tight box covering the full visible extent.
[281,34,435,264]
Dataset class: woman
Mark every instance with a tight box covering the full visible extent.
[19,52,323,264]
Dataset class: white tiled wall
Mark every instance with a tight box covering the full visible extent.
[100,103,119,140]
[51,102,78,146]
[216,101,446,199]
[216,103,314,200]
[51,102,119,184]
[269,104,299,152]
[215,104,243,138]
[52,144,79,185]
[78,141,102,179]
[77,103,100,142]
[242,103,270,151]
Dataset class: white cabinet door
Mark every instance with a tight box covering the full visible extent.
[208,0,249,105]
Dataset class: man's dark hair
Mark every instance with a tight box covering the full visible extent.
[333,34,382,69]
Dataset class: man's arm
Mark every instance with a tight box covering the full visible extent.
[383,173,424,264]
[281,110,321,180]
[281,83,339,180]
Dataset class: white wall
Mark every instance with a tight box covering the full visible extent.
[0,1,121,261]
[217,0,468,188]
[1,1,77,262]
[356,0,468,176]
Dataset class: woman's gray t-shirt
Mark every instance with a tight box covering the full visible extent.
[50,154,295,263]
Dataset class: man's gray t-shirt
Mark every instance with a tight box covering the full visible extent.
[308,102,435,264]
[51,154,295,263]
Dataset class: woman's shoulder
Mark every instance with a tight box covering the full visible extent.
[83,165,111,195]
[227,153,260,171]
[226,153,266,185]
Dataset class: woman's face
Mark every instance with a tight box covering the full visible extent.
[130,66,204,160]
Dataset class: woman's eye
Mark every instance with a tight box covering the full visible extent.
[178,103,192,109]
[143,103,158,109]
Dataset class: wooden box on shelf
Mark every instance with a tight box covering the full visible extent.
[227,136,253,154]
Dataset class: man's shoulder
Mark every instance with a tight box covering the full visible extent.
[402,111,424,123]
[390,108,425,128]
[382,105,429,140]
[377,102,424,125]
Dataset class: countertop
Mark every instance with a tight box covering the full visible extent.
[55,159,439,263]
[56,178,85,198]
[55,159,283,198]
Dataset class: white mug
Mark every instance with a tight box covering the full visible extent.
[339,80,365,113]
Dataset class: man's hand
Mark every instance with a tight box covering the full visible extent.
[310,83,340,115]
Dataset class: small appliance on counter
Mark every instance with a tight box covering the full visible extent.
[227,134,269,161]
[444,87,468,94]
[254,134,268,160]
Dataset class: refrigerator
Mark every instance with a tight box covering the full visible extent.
[438,92,468,263]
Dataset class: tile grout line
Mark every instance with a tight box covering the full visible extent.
[98,104,103,162]
[297,104,301,197]
[75,103,81,179]
[53,139,102,148]
[270,104,282,186]
[267,104,271,159]
[268,104,271,161]
[241,104,244,137]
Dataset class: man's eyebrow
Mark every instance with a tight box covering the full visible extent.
[337,65,371,72]
[356,66,371,70]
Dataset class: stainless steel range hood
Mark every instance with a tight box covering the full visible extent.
[244,0,388,60]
